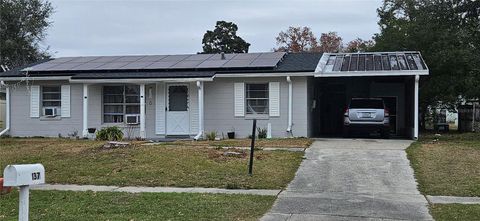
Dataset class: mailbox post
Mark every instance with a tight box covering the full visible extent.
[3,164,45,221]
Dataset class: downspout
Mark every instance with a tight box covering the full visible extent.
[286,76,293,135]
[194,81,204,140]
[0,81,10,136]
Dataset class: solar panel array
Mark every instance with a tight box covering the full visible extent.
[322,52,427,73]
[25,52,286,72]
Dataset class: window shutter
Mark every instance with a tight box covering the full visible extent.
[30,85,40,118]
[234,82,245,117]
[156,83,166,134]
[269,82,280,117]
[61,85,71,117]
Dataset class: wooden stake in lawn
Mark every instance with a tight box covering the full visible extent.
[249,119,257,176]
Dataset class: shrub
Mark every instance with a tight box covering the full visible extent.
[257,127,267,139]
[206,131,217,141]
[96,126,123,141]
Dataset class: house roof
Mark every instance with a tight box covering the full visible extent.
[315,52,429,77]
[0,52,322,80]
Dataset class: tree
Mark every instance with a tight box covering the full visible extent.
[344,38,375,52]
[274,26,320,52]
[319,32,343,53]
[0,0,53,69]
[373,0,480,129]
[201,21,250,53]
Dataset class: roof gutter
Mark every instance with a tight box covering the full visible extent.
[0,76,72,81]
[214,72,315,78]
[0,81,10,136]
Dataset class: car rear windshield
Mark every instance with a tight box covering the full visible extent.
[349,99,384,109]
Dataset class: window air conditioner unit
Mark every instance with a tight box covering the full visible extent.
[125,114,140,125]
[43,107,57,117]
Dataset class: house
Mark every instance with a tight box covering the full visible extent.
[0,52,428,139]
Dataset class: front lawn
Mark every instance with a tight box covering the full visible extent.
[0,190,274,221]
[430,204,480,221]
[407,132,480,196]
[0,138,303,189]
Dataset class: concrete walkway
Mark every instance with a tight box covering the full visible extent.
[31,184,280,196]
[262,139,433,221]
[427,195,480,204]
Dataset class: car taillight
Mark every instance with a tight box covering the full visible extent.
[384,108,390,117]
[344,108,349,116]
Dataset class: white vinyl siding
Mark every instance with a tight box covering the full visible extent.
[155,82,166,134]
[234,82,245,117]
[61,85,71,117]
[30,85,40,118]
[269,82,280,117]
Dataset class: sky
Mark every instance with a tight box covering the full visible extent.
[45,0,383,57]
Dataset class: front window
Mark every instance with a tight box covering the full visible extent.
[42,86,61,116]
[246,83,269,115]
[103,85,140,123]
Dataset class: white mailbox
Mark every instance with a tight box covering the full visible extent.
[4,164,45,187]
[3,164,45,221]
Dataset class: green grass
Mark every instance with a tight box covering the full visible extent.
[430,204,480,221]
[0,138,303,189]
[407,132,480,196]
[0,190,274,221]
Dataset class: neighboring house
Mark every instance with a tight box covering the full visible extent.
[0,52,428,139]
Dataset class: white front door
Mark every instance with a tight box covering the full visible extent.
[166,84,190,135]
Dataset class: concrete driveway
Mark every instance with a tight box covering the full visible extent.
[262,139,433,221]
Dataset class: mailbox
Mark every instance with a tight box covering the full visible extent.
[3,164,45,187]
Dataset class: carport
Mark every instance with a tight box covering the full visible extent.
[309,52,429,139]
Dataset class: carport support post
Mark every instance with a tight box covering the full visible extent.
[414,75,419,139]
[18,185,29,221]
[82,84,89,138]
[140,84,146,139]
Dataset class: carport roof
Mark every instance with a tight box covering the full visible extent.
[314,52,429,77]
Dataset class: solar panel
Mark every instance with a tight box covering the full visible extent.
[319,52,428,74]
[70,62,106,70]
[68,56,101,63]
[95,62,130,70]
[46,62,84,71]
[184,54,213,61]
[196,60,228,68]
[161,55,190,62]
[93,56,123,63]
[248,58,280,67]
[115,56,145,62]
[121,62,154,69]
[49,57,76,63]
[171,60,204,69]
[24,52,285,72]
[257,52,285,59]
[136,55,168,62]
[232,53,260,60]
[222,59,254,68]
[208,53,236,60]
[145,61,178,69]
